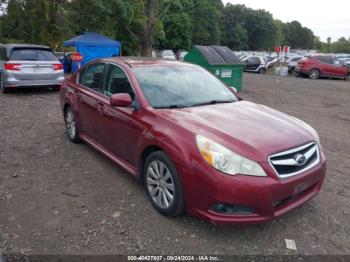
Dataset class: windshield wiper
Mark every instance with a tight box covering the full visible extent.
[190,100,235,107]
[154,104,187,109]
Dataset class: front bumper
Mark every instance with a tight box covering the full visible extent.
[295,67,308,75]
[183,151,326,225]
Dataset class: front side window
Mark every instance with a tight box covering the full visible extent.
[81,63,106,92]
[132,65,237,109]
[104,65,135,99]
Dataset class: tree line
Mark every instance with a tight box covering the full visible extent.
[0,0,349,55]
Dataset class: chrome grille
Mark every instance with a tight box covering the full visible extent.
[269,142,320,178]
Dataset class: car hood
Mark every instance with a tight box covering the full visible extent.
[156,101,316,162]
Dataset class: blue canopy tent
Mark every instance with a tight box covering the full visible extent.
[63,32,121,72]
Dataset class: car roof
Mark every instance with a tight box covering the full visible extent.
[0,43,52,49]
[103,57,195,68]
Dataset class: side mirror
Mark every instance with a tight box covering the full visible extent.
[230,86,238,93]
[229,86,243,101]
[110,93,132,107]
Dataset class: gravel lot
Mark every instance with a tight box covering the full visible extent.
[0,74,349,256]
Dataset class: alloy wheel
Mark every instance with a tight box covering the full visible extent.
[66,110,76,140]
[309,70,319,79]
[146,160,175,209]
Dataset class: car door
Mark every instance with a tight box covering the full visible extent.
[317,57,337,76]
[96,63,142,166]
[75,62,107,142]
[330,58,348,77]
[245,57,261,70]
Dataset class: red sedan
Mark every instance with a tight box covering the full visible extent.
[60,58,326,225]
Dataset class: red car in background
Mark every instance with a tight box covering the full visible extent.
[60,58,326,225]
[295,55,349,80]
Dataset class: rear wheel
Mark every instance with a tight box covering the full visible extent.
[144,151,185,217]
[64,107,80,143]
[258,68,266,74]
[0,75,8,93]
[52,85,60,92]
[308,69,320,79]
[346,73,350,81]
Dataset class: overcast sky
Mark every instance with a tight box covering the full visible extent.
[223,0,350,42]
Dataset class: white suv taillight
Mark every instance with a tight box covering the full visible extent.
[53,63,63,71]
[4,63,21,71]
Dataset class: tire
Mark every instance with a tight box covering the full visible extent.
[308,69,320,80]
[258,68,266,74]
[144,151,185,217]
[52,85,60,92]
[0,75,8,93]
[346,73,350,81]
[64,107,80,143]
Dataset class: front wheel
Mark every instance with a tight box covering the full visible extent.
[144,151,185,217]
[64,107,80,143]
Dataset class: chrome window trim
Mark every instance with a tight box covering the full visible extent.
[103,62,137,99]
[268,142,320,179]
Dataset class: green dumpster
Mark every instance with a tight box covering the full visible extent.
[184,45,244,91]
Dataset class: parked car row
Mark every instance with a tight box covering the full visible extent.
[152,49,188,61]
[238,52,304,75]
[0,44,64,93]
[237,51,350,80]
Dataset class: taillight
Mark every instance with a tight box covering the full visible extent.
[53,63,63,70]
[4,63,21,71]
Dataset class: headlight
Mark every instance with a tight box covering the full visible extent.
[291,116,320,144]
[196,135,266,177]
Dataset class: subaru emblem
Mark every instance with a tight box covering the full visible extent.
[294,153,307,166]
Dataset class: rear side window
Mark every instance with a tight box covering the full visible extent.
[78,68,86,84]
[80,63,106,92]
[10,48,57,61]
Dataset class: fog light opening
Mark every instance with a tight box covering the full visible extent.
[211,203,254,214]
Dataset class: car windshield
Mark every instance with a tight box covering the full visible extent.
[132,65,237,109]
[10,48,57,61]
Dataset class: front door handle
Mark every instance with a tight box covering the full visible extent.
[97,101,105,114]
[74,91,81,100]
